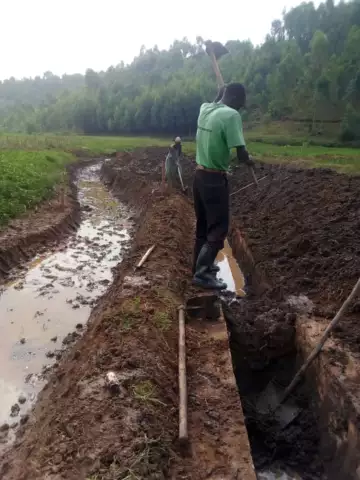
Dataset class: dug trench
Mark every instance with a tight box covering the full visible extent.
[0,147,359,479]
[102,148,360,477]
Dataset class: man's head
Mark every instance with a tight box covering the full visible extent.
[221,83,246,111]
[175,136,181,143]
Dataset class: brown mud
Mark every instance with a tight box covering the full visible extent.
[0,152,254,480]
[1,146,359,479]
[0,164,132,437]
[228,162,360,357]
[103,148,360,477]
[223,162,359,478]
[166,147,359,477]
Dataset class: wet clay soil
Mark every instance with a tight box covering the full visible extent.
[0,147,358,479]
[0,154,255,480]
[105,149,334,478]
[123,148,360,356]
[118,148,360,478]
[228,163,360,357]
[0,164,132,446]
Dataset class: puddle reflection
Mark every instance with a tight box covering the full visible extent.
[216,239,246,296]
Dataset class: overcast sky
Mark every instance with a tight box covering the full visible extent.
[1,0,322,80]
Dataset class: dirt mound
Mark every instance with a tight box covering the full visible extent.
[224,293,296,370]
[228,162,360,355]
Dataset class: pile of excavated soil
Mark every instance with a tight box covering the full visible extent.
[228,162,360,356]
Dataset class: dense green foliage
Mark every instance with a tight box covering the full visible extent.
[1,0,360,140]
[0,151,73,226]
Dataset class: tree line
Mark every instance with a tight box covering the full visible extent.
[1,0,360,141]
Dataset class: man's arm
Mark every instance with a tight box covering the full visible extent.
[236,146,254,166]
[225,112,254,165]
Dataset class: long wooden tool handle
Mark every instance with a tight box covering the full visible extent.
[161,159,165,190]
[209,51,225,88]
[230,175,268,197]
[178,305,188,443]
[249,167,258,186]
[279,277,360,405]
[177,165,185,192]
[210,50,259,189]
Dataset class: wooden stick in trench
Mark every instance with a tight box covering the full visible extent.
[278,277,360,406]
[136,244,156,269]
[230,175,268,197]
[178,305,188,443]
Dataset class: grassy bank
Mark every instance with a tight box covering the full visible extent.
[0,133,169,155]
[184,141,360,174]
[0,150,73,227]
[0,135,168,228]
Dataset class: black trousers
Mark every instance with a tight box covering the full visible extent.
[192,169,229,270]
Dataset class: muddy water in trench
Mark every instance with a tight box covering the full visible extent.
[0,164,132,436]
[216,239,246,296]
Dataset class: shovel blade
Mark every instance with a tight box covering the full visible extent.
[256,381,301,429]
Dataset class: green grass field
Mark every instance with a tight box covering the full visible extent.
[0,150,73,226]
[0,132,359,228]
[0,133,168,155]
[0,135,167,228]
[183,140,360,174]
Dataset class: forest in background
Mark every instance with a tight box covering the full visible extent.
[1,0,360,141]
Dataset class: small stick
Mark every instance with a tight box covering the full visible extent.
[161,160,165,191]
[177,165,186,192]
[278,277,360,406]
[178,305,188,443]
[136,244,156,269]
[230,176,268,197]
[249,167,259,186]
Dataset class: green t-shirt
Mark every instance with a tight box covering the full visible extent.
[196,102,245,171]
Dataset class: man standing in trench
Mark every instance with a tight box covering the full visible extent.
[192,83,254,290]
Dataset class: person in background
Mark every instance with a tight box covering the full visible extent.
[192,83,254,290]
[165,137,182,188]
